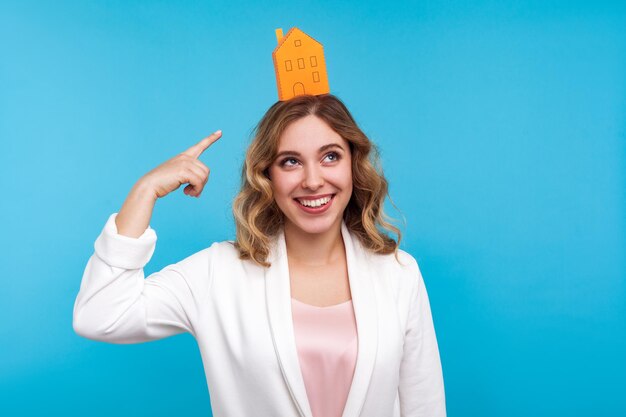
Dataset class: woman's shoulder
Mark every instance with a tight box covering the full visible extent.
[190,239,241,262]
[366,247,424,290]
[207,239,239,254]
[367,247,420,270]
[173,239,240,270]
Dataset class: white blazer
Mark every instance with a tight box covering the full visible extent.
[73,213,446,417]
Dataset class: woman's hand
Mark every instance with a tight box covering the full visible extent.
[139,130,222,199]
[115,130,222,238]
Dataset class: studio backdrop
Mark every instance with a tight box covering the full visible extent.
[1,1,624,416]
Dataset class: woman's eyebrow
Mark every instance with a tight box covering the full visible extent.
[275,143,344,158]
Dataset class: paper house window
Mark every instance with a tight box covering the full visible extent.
[297,58,305,69]
[310,56,318,67]
[294,39,301,46]
[285,60,293,71]
[312,71,320,82]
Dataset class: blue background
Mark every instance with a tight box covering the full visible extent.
[1,0,625,416]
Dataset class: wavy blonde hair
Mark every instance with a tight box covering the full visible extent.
[232,94,402,267]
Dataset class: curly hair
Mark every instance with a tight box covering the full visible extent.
[232,94,402,267]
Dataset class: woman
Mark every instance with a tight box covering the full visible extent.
[73,94,446,417]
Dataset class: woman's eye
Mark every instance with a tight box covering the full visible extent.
[324,152,341,162]
[281,157,299,167]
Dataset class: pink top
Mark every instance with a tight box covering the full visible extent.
[291,297,358,417]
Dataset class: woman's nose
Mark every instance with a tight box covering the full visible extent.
[302,165,324,189]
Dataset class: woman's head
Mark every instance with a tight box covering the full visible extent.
[268,113,353,238]
[232,94,401,267]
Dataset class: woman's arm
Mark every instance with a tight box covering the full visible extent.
[398,260,447,416]
[72,213,213,343]
[115,180,158,238]
[72,131,222,343]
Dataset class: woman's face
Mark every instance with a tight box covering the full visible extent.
[268,115,353,236]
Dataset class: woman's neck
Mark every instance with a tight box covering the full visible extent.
[283,220,344,266]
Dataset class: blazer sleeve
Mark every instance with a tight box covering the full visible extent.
[398,259,447,416]
[72,213,212,344]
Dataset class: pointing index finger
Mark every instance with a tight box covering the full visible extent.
[183,130,222,159]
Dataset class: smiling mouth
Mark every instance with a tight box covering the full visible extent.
[294,194,335,208]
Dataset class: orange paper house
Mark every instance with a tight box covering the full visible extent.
[272,27,330,101]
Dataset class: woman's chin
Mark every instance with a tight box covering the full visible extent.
[285,216,340,236]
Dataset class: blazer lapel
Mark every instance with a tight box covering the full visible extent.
[264,221,379,417]
[339,221,378,417]
[265,226,314,417]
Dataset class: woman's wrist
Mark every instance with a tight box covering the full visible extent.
[131,178,158,203]
[115,180,158,238]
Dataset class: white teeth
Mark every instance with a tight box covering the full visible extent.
[298,196,332,207]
